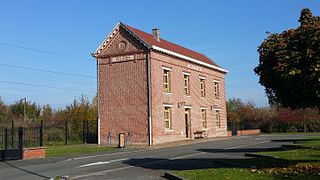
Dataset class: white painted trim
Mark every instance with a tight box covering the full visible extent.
[151,45,228,73]
[184,105,192,109]
[213,80,220,83]
[162,66,172,71]
[182,72,191,76]
[200,107,207,110]
[164,129,174,132]
[95,22,120,55]
[163,104,173,107]
[199,76,206,80]
[214,108,221,111]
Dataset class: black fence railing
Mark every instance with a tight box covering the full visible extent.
[0,119,97,147]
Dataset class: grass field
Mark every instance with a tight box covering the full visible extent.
[46,144,114,157]
[176,137,320,180]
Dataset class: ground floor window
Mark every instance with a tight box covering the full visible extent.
[201,109,207,129]
[164,107,172,129]
[216,110,221,128]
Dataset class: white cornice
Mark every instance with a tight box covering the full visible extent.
[151,45,228,73]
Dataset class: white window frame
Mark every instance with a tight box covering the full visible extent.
[214,81,220,99]
[164,106,172,130]
[200,78,206,97]
[201,109,207,129]
[163,68,171,93]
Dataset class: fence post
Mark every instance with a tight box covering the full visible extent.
[86,120,89,143]
[65,119,68,145]
[18,127,23,159]
[40,120,43,146]
[82,120,88,144]
[4,128,8,150]
[11,120,14,148]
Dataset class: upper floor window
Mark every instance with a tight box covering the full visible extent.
[214,82,219,99]
[200,78,206,97]
[184,74,190,95]
[163,68,171,93]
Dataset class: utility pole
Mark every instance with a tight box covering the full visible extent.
[23,97,27,123]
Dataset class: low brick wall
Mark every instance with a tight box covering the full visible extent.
[227,129,260,137]
[23,147,46,160]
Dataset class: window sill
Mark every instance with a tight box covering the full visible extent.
[184,95,191,98]
[202,128,208,131]
[164,92,173,95]
[165,129,174,132]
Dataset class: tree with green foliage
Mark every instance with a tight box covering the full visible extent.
[9,100,41,122]
[254,8,320,109]
[0,97,7,123]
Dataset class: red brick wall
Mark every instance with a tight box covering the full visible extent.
[23,147,46,160]
[98,27,149,145]
[150,51,227,145]
[227,129,261,136]
[97,26,228,145]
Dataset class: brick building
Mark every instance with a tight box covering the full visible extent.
[92,22,228,145]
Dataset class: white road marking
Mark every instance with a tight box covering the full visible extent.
[65,149,148,161]
[78,158,129,168]
[65,136,233,162]
[72,140,271,179]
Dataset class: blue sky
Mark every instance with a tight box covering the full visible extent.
[0,0,319,109]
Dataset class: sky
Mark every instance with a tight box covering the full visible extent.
[0,0,319,109]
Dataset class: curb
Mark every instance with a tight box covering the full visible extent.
[164,171,187,180]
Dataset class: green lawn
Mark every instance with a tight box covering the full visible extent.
[46,144,114,157]
[175,137,320,180]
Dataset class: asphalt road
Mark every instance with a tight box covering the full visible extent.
[0,134,318,180]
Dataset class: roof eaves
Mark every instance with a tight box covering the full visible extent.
[151,45,228,73]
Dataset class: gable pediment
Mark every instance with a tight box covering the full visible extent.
[97,26,147,58]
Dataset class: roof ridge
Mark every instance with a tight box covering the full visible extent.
[124,24,221,68]
[125,24,214,61]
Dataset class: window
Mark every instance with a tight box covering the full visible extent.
[214,82,219,99]
[164,107,172,129]
[200,79,205,97]
[163,69,171,93]
[216,110,221,128]
[201,109,207,129]
[184,74,190,95]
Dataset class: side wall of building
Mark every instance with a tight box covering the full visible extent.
[98,27,149,145]
[150,51,227,145]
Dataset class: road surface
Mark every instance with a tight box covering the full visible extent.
[0,134,317,180]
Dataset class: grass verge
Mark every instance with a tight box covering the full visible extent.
[46,144,114,157]
[175,137,320,179]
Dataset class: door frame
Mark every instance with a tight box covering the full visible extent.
[184,108,191,138]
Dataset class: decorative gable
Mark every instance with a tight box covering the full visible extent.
[97,26,147,58]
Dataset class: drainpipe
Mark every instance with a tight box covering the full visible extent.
[97,58,100,145]
[147,51,152,146]
[92,53,100,145]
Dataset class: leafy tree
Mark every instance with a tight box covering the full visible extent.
[41,104,53,121]
[254,8,320,109]
[0,97,7,123]
[9,100,41,122]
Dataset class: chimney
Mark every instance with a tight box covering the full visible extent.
[152,28,160,42]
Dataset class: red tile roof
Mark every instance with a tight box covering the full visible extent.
[125,25,219,67]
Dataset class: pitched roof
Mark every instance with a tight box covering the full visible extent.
[124,25,219,67]
[94,22,227,73]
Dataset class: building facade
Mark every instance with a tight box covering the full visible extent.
[93,22,228,145]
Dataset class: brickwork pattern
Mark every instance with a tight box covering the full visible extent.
[150,51,227,145]
[98,28,149,145]
[23,147,46,160]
